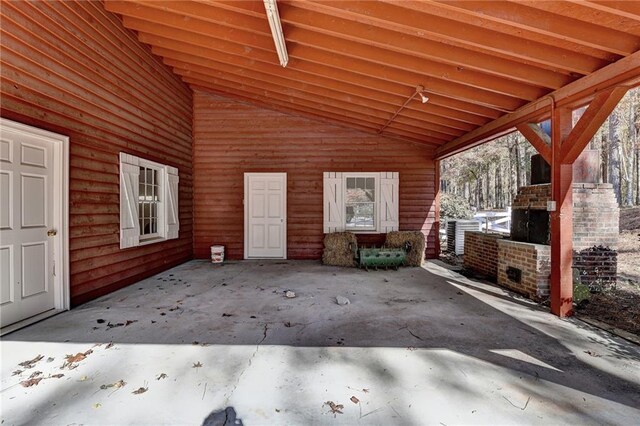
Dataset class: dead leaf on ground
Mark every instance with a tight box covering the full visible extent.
[100,379,126,390]
[156,373,167,380]
[350,396,360,404]
[362,388,369,393]
[50,374,64,379]
[125,320,138,326]
[19,354,44,369]
[284,321,292,327]
[12,370,22,376]
[192,362,203,368]
[20,377,43,387]
[46,357,55,363]
[79,375,89,381]
[585,350,602,357]
[62,349,93,369]
[29,371,42,379]
[105,342,114,349]
[324,401,344,415]
[93,403,102,409]
[132,386,148,395]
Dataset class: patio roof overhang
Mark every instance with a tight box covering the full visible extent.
[104,0,640,318]
[104,0,640,151]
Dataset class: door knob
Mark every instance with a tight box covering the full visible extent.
[47,229,57,237]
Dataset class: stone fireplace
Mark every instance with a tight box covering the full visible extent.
[464,151,619,301]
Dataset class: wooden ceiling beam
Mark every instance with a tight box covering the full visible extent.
[190,84,436,148]
[435,50,640,159]
[176,69,449,144]
[147,39,495,128]
[182,2,549,100]
[142,0,570,90]
[435,1,639,56]
[163,57,465,138]
[149,45,496,133]
[109,2,535,109]
[157,48,484,132]
[284,1,571,89]
[531,1,640,37]
[133,27,506,122]
[277,0,609,75]
[583,1,640,21]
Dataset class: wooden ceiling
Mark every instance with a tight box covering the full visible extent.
[104,0,640,149]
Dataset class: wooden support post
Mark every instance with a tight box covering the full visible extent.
[548,86,629,316]
[434,160,441,258]
[550,107,574,317]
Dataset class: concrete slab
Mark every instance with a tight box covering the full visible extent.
[2,260,639,425]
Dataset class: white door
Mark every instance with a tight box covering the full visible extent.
[0,119,68,331]
[245,173,286,259]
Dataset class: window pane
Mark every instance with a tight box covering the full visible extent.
[365,177,375,191]
[347,188,371,203]
[151,219,157,234]
[346,177,355,189]
[142,218,149,235]
[151,203,157,219]
[146,169,153,185]
[356,177,365,190]
[346,203,374,228]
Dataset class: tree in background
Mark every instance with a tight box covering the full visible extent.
[441,88,640,210]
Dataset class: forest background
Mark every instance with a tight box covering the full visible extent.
[440,88,639,213]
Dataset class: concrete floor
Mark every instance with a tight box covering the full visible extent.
[2,260,639,425]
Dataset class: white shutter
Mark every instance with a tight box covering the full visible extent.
[119,153,140,249]
[379,171,399,232]
[323,172,344,233]
[165,166,179,240]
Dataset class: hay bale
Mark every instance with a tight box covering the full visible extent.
[322,232,357,267]
[385,231,425,266]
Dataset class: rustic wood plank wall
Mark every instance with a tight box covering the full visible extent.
[0,1,193,305]
[193,90,437,260]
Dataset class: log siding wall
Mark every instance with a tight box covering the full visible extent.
[1,1,193,305]
[193,90,437,260]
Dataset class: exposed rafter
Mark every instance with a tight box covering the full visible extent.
[103,0,640,148]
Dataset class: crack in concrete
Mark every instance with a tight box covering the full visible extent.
[224,323,269,405]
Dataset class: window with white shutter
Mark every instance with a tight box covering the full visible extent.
[323,172,399,233]
[119,153,179,249]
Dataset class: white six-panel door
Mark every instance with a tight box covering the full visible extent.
[0,119,69,332]
[244,173,286,259]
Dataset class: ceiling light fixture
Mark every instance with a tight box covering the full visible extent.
[378,85,429,133]
[263,0,288,67]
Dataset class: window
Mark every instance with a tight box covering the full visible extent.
[138,165,161,239]
[119,153,179,249]
[345,176,376,230]
[323,172,399,234]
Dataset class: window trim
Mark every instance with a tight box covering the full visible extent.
[119,152,179,249]
[342,172,380,233]
[138,159,165,242]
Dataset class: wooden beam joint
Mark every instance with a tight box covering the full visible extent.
[516,122,551,163]
[560,86,629,164]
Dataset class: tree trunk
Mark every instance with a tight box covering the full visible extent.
[608,110,622,204]
[513,138,522,190]
[495,165,503,209]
